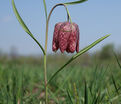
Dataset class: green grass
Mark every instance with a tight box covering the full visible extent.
[0,54,121,104]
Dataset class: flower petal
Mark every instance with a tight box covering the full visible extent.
[52,22,62,52]
[66,23,77,53]
[76,25,79,53]
[59,22,71,53]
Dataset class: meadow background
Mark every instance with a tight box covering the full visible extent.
[0,0,121,103]
[0,44,121,103]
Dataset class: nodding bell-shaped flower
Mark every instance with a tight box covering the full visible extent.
[52,22,79,53]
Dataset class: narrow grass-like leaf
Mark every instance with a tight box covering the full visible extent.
[67,90,73,104]
[64,0,87,5]
[93,92,100,104]
[47,34,110,84]
[73,34,110,59]
[6,79,9,104]
[73,83,79,104]
[117,86,121,91]
[20,71,24,104]
[54,68,74,95]
[43,0,47,21]
[99,92,106,103]
[12,72,17,104]
[111,75,119,95]
[84,81,88,104]
[12,0,45,55]
[89,65,98,97]
[48,89,59,103]
[113,52,121,70]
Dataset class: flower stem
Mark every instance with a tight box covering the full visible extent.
[44,54,48,104]
[44,3,71,103]
[44,17,49,104]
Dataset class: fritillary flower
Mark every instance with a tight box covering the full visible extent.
[52,22,79,53]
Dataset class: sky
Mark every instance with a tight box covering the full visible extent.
[0,0,121,55]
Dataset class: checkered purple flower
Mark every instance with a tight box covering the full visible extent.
[52,22,79,53]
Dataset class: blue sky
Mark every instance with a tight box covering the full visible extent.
[0,0,121,55]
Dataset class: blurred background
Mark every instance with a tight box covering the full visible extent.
[0,0,121,63]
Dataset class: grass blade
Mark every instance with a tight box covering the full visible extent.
[43,0,47,21]
[113,52,121,70]
[12,0,45,55]
[67,89,73,104]
[111,75,119,95]
[47,34,110,84]
[64,0,87,5]
[93,92,100,104]
[84,81,88,104]
[73,83,79,104]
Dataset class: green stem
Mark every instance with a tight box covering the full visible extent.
[45,3,71,52]
[44,54,48,104]
[43,0,47,21]
[44,3,71,103]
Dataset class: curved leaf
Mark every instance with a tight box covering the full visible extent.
[47,34,110,84]
[12,0,45,55]
[64,0,87,5]
[73,34,110,59]
[43,0,47,21]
